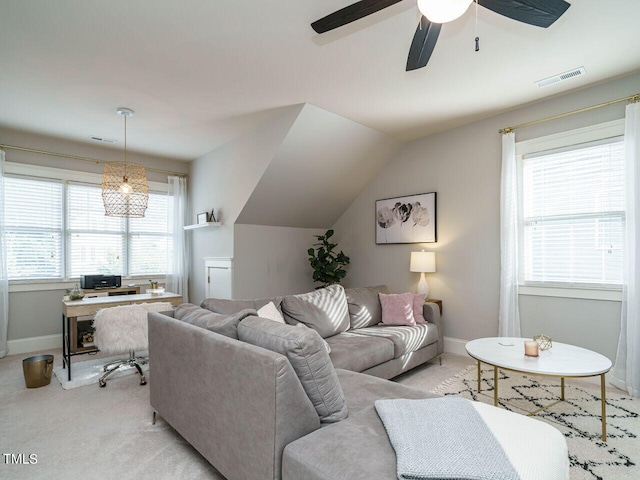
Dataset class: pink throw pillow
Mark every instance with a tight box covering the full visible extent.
[413,293,427,324]
[379,293,416,326]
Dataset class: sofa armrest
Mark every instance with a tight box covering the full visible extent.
[423,302,444,355]
[148,311,319,480]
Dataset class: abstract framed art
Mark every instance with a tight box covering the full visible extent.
[376,192,437,244]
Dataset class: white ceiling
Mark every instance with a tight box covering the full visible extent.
[1,0,639,161]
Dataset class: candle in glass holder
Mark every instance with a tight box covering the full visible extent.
[524,340,539,357]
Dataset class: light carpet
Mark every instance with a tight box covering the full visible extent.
[53,353,149,390]
[430,365,640,480]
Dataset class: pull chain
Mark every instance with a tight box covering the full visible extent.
[474,0,479,52]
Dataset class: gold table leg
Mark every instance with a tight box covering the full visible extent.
[494,366,498,406]
[601,373,607,441]
[477,360,481,393]
[561,377,565,401]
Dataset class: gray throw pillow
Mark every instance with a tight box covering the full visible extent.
[281,284,350,338]
[174,303,256,339]
[238,316,348,423]
[200,297,283,315]
[345,285,390,329]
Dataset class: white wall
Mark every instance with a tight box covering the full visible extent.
[332,72,640,361]
[188,106,302,304]
[233,224,325,299]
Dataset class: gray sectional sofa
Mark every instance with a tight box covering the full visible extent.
[148,284,569,480]
[199,284,444,378]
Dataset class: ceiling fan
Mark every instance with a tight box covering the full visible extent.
[311,0,571,71]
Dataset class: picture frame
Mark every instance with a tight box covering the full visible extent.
[197,212,208,225]
[376,192,437,244]
[207,209,217,223]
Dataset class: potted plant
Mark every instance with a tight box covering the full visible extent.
[308,229,350,289]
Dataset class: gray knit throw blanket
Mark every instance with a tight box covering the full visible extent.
[375,397,521,480]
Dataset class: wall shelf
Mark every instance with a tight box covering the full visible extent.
[184,222,222,231]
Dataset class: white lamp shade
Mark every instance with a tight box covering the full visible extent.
[410,251,436,273]
[417,0,473,24]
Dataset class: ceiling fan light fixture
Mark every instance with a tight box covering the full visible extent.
[417,0,473,24]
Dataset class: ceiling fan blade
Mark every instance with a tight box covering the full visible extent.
[406,17,441,72]
[478,0,570,28]
[311,0,403,34]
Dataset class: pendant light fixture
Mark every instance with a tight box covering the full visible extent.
[102,108,149,218]
[417,0,473,24]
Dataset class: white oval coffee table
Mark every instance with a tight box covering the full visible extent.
[466,337,612,441]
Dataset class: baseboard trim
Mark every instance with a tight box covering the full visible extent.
[7,334,61,355]
[444,336,468,356]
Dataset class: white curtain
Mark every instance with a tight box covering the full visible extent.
[498,132,521,337]
[0,150,9,357]
[166,176,189,302]
[612,101,640,397]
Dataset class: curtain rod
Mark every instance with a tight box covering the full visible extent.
[498,93,640,134]
[0,143,188,178]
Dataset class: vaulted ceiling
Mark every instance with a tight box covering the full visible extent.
[1,0,639,160]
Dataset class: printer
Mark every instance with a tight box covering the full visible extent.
[80,275,122,290]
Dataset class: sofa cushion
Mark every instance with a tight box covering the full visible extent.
[281,284,350,338]
[200,297,283,315]
[282,369,435,480]
[351,323,439,358]
[174,303,256,339]
[379,292,416,326]
[345,285,389,329]
[326,332,394,372]
[237,316,348,424]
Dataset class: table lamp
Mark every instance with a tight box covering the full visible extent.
[410,250,436,298]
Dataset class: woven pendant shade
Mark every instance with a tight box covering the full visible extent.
[102,161,149,217]
[102,107,148,218]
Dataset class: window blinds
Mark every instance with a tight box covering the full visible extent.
[4,177,63,279]
[67,183,125,277]
[4,177,170,281]
[522,138,625,287]
[129,193,171,275]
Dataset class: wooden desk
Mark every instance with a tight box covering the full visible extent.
[62,292,182,381]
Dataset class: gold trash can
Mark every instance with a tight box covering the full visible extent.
[22,355,54,388]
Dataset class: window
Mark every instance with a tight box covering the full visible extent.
[520,136,625,289]
[5,173,169,281]
[4,177,64,280]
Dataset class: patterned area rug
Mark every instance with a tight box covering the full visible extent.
[430,366,639,480]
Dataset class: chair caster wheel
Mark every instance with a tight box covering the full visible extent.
[140,376,147,386]
[99,380,106,387]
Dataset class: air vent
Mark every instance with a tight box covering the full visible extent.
[536,67,586,88]
[89,136,117,144]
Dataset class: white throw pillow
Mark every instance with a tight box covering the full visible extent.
[257,301,286,324]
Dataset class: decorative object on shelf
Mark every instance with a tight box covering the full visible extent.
[149,279,158,289]
[197,212,208,224]
[208,209,217,222]
[410,250,436,297]
[308,229,350,289]
[69,284,84,301]
[524,340,539,357]
[102,108,149,218]
[376,192,437,244]
[534,334,553,351]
